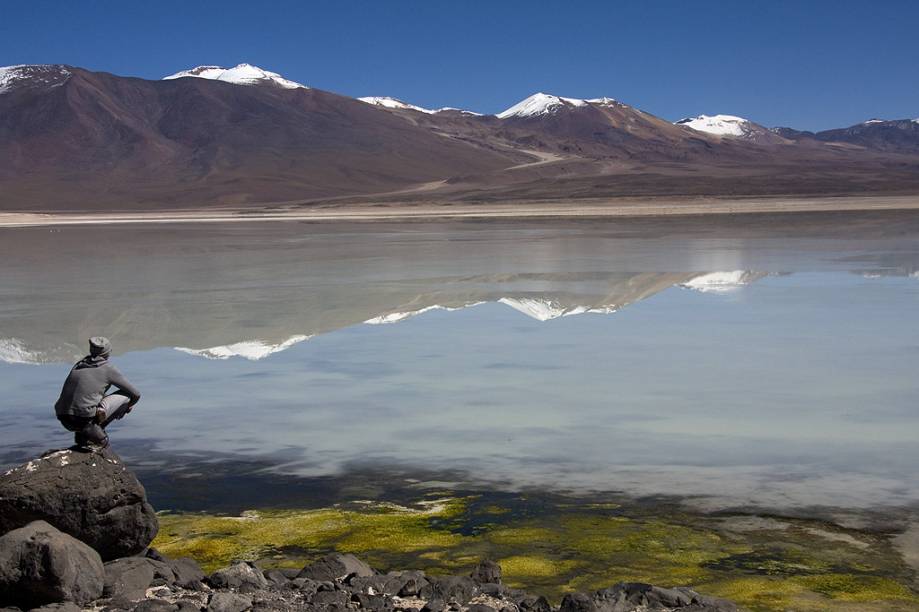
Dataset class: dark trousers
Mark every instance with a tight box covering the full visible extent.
[58,414,108,447]
[57,392,132,447]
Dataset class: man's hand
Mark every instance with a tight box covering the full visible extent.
[95,408,107,424]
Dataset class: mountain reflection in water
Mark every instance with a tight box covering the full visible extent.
[1,216,918,511]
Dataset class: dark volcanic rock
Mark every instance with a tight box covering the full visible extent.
[132,599,179,612]
[0,448,158,560]
[298,553,376,582]
[168,557,206,590]
[516,594,552,612]
[208,561,268,592]
[420,576,478,604]
[559,592,597,612]
[311,590,350,606]
[263,568,291,586]
[0,520,104,608]
[420,599,445,612]
[145,549,204,590]
[104,556,179,601]
[393,570,429,596]
[29,604,82,612]
[207,592,252,612]
[470,560,502,585]
[351,592,394,612]
[104,557,158,600]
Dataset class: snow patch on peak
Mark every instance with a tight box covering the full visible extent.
[175,334,311,360]
[676,114,751,137]
[497,298,617,321]
[364,303,484,324]
[497,93,587,119]
[359,97,481,116]
[163,63,306,89]
[586,97,623,107]
[862,118,886,125]
[0,64,71,95]
[0,338,46,364]
[358,96,436,114]
[680,271,759,293]
[435,107,482,116]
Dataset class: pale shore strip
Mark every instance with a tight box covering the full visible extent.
[2,195,919,228]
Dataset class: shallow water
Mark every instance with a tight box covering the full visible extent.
[2,213,918,512]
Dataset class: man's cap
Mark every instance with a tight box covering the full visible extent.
[89,336,111,356]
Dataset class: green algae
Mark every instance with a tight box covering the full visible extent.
[154,494,919,612]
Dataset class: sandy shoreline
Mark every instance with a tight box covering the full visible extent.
[2,195,919,227]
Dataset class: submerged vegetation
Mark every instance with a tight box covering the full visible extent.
[155,493,918,612]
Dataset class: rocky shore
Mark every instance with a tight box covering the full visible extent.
[0,449,737,612]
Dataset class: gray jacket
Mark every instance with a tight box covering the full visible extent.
[54,355,141,418]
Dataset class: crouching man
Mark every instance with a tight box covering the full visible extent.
[54,336,141,449]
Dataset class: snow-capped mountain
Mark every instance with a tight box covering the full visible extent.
[496,93,625,119]
[497,93,587,119]
[163,63,306,89]
[359,96,481,115]
[0,64,71,95]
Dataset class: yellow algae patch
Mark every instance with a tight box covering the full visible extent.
[700,576,810,612]
[499,555,582,580]
[795,574,919,603]
[155,498,468,572]
[487,526,561,546]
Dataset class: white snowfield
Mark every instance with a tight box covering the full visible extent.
[163,63,307,89]
[680,271,759,293]
[358,96,481,115]
[675,114,754,137]
[174,334,311,361]
[497,298,617,321]
[358,96,436,114]
[0,64,71,95]
[0,337,45,364]
[364,303,484,324]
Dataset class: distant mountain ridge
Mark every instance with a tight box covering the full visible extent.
[2,62,919,211]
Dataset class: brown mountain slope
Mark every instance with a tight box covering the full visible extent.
[0,66,519,210]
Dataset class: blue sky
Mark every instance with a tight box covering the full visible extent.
[2,0,917,131]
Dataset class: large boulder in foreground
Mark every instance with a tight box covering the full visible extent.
[0,520,104,608]
[0,448,158,560]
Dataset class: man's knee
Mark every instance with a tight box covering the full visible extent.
[100,393,131,413]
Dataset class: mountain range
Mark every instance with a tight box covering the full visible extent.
[2,63,919,211]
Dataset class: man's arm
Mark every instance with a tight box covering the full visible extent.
[106,365,142,406]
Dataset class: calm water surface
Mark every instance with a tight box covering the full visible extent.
[1,215,918,512]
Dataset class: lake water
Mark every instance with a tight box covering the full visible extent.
[2,213,918,513]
